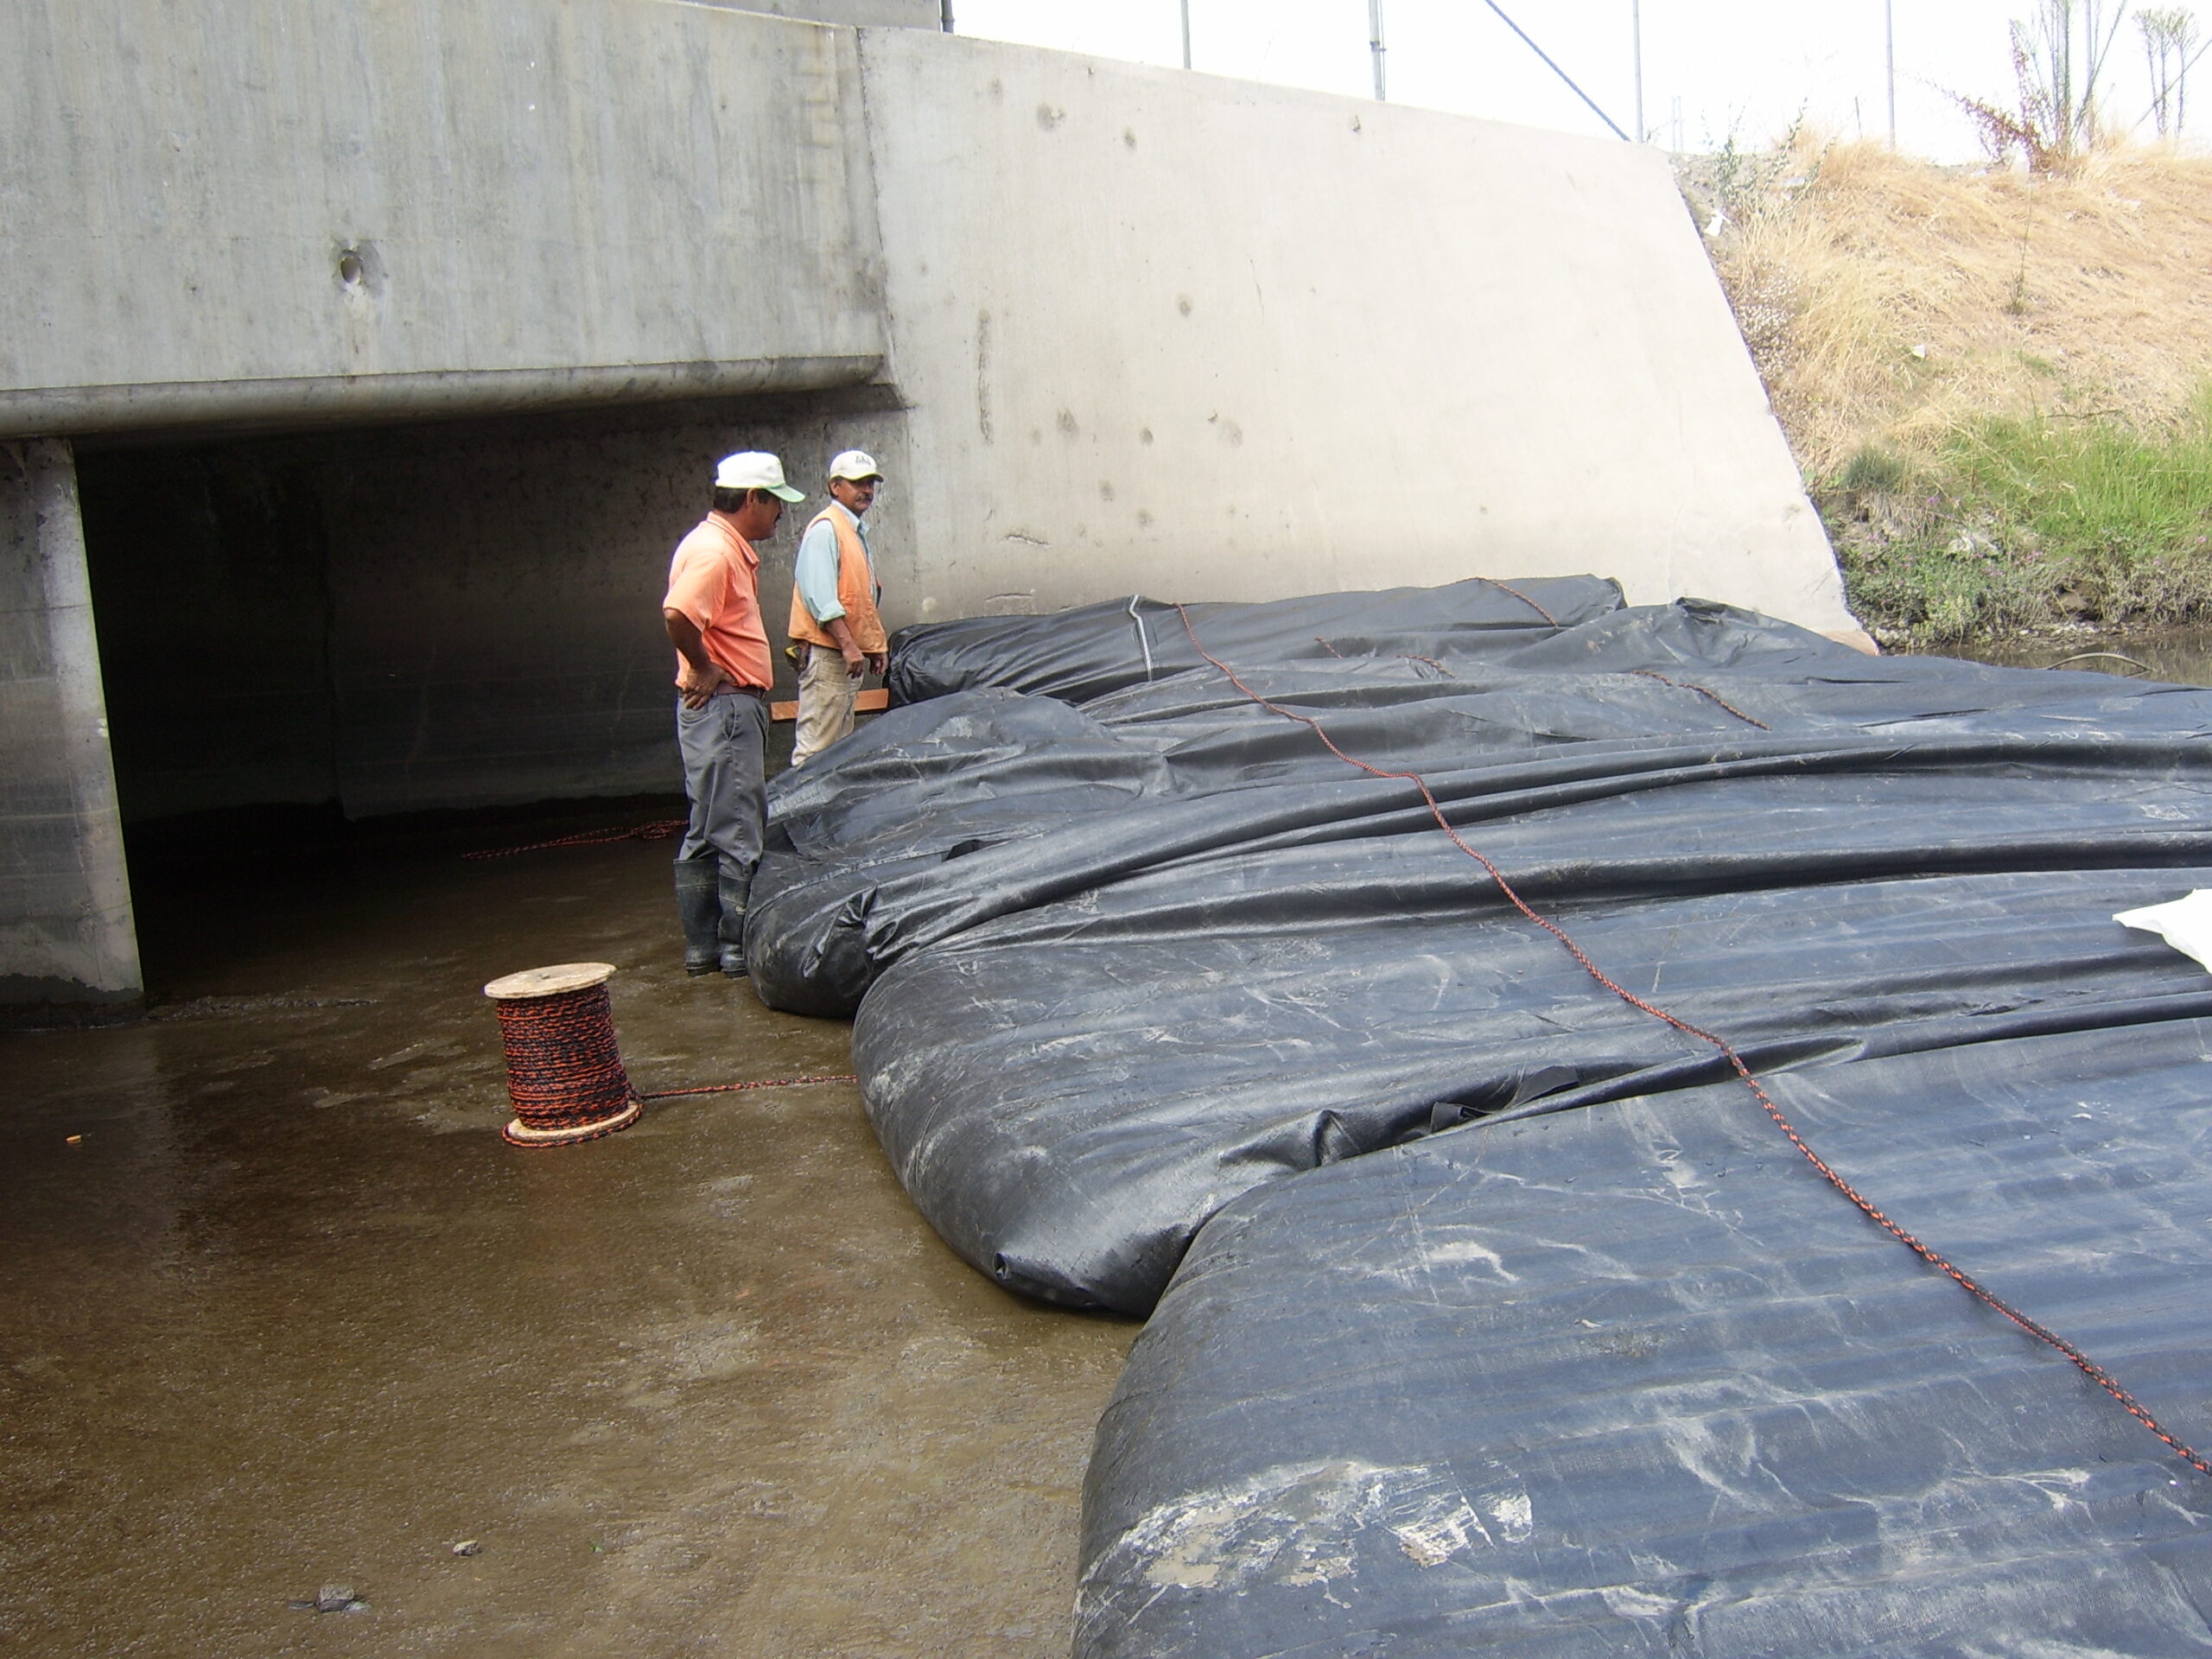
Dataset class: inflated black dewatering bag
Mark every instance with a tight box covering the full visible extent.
[747,687,1171,1016]
[757,592,2212,1313]
[1078,1021,2212,1657]
[855,856,2212,1313]
[883,575,1627,705]
[760,592,2212,1026]
[758,582,2212,1653]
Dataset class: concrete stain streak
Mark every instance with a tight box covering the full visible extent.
[975,308,993,444]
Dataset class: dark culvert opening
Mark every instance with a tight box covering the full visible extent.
[69,395,885,993]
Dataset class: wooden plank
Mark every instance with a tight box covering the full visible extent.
[771,687,890,722]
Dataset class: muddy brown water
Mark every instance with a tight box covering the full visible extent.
[1928,625,2212,685]
[1,821,1135,1657]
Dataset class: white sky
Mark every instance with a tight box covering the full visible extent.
[948,1,2202,161]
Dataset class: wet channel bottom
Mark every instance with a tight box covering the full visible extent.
[0,825,1134,1659]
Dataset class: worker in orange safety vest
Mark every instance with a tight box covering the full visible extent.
[785,449,888,766]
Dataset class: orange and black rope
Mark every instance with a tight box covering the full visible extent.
[493,982,855,1148]
[1174,601,2210,1482]
[465,819,688,861]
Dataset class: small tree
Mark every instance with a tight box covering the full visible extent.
[2139,6,2201,136]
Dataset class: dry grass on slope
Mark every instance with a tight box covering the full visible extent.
[1707,138,2212,475]
[1688,138,2212,643]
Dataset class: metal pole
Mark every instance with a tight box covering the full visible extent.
[1885,0,1897,149]
[1632,0,1645,141]
[1181,0,1192,70]
[940,0,953,33]
[1370,0,1387,100]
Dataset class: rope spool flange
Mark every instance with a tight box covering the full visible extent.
[485,963,643,1147]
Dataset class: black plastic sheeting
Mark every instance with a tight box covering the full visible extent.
[749,581,2212,1655]
[1078,1025,2212,1656]
[880,577,1623,706]
[748,575,1624,1020]
[753,590,2212,1318]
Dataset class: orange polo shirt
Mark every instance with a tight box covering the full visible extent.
[663,512,774,692]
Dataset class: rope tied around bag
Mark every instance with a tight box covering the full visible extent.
[1629,668,1771,730]
[1476,575,1559,627]
[1172,601,2212,1483]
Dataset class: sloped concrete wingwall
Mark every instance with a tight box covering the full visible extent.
[697,0,942,22]
[859,32,1854,637]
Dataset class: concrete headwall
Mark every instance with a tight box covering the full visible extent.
[860,32,1853,634]
[3,1,1853,637]
[1,0,888,434]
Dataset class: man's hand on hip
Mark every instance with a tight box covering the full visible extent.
[664,608,731,709]
[679,664,732,709]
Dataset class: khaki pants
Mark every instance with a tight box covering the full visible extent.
[791,644,862,766]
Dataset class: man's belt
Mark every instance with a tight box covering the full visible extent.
[710,683,771,700]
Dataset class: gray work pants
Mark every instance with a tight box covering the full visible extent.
[675,690,770,903]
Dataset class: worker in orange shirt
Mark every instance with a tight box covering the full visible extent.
[663,452,805,976]
[786,449,889,766]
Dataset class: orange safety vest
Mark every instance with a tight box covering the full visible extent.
[787,505,887,653]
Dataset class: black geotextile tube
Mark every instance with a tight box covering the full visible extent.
[881,575,1628,706]
[753,593,2212,1020]
[852,861,2212,1313]
[747,592,2212,1314]
[1076,1020,2212,1657]
[749,581,2212,1652]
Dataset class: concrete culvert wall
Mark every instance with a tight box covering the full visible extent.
[0,442,140,1007]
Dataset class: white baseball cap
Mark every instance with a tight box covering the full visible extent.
[714,451,806,502]
[828,449,884,483]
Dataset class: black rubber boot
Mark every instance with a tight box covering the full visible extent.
[674,858,722,976]
[717,865,751,978]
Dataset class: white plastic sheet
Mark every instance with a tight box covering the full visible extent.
[2114,889,2212,974]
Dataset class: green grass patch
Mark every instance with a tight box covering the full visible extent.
[1825,397,2212,646]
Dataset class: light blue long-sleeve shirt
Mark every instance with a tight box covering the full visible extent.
[794,502,873,626]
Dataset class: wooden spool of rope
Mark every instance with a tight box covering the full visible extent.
[484,963,643,1147]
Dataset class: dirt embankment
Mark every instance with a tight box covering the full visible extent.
[1688,139,2212,645]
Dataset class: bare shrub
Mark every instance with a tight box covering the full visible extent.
[1955,1,2136,172]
